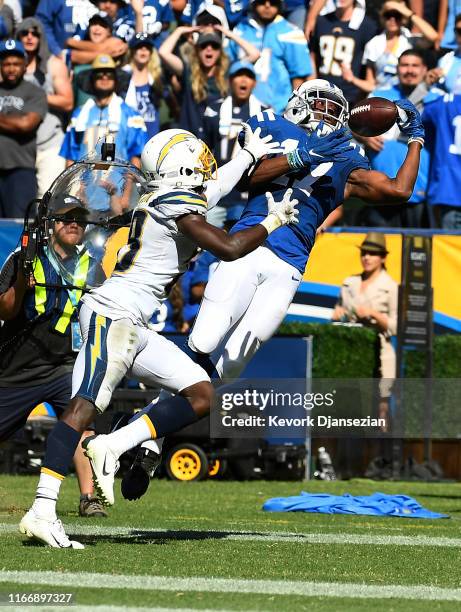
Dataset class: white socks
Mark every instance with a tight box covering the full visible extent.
[32,472,63,519]
[105,416,152,458]
[140,438,164,455]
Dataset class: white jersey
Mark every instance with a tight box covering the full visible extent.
[82,187,207,325]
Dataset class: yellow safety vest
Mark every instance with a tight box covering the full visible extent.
[32,251,90,334]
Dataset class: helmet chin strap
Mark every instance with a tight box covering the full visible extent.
[303,119,335,137]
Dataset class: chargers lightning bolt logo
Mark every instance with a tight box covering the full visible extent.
[90,315,106,377]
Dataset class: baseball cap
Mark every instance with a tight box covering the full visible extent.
[129,32,155,49]
[50,194,89,216]
[91,53,116,70]
[89,11,112,29]
[196,31,222,47]
[193,3,229,29]
[0,39,26,59]
[229,60,256,78]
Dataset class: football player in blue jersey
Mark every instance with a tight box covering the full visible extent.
[119,78,425,500]
[186,79,424,379]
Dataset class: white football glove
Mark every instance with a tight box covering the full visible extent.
[241,123,283,164]
[260,188,299,234]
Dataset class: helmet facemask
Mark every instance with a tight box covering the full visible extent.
[284,83,349,136]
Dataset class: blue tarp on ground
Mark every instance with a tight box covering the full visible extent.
[263,492,449,519]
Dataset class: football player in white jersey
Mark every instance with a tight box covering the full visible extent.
[19,125,300,548]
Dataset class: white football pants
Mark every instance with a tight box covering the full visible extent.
[189,246,302,378]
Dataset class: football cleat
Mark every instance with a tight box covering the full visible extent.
[82,435,119,506]
[79,495,108,518]
[19,509,84,549]
[121,447,161,501]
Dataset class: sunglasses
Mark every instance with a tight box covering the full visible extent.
[198,42,221,50]
[55,216,87,227]
[94,70,116,79]
[455,26,461,35]
[254,0,280,6]
[18,28,40,37]
[382,11,402,20]
[360,249,383,257]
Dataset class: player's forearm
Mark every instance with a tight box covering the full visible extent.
[247,156,292,186]
[388,141,421,201]
[205,149,254,209]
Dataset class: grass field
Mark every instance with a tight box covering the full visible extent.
[1,475,461,611]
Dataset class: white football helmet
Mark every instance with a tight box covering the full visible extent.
[284,79,349,136]
[141,129,217,188]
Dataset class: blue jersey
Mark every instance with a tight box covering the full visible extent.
[438,51,461,95]
[422,93,461,207]
[227,16,312,113]
[232,111,369,273]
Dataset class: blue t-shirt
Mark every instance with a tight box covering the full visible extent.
[232,111,369,273]
[227,15,312,113]
[134,83,159,139]
[422,93,461,207]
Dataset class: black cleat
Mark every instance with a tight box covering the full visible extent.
[121,447,161,501]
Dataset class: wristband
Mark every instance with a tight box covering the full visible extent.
[286,150,303,170]
[408,136,424,147]
[259,213,282,235]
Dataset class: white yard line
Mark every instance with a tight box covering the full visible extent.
[1,571,461,602]
[1,522,460,547]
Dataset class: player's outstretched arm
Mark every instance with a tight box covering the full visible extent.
[205,124,282,209]
[247,127,352,187]
[177,190,299,261]
[345,100,424,203]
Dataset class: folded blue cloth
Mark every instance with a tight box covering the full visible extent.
[263,492,448,519]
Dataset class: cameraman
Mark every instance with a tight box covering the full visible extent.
[0,195,107,517]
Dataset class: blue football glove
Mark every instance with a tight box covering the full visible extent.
[287,126,352,170]
[395,99,425,146]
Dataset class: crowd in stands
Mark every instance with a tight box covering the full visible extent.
[0,0,461,319]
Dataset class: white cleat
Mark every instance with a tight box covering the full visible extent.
[82,435,119,506]
[19,509,84,549]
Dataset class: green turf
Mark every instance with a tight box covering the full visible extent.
[1,476,461,611]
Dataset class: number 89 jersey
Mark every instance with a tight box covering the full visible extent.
[233,111,370,274]
[82,188,207,325]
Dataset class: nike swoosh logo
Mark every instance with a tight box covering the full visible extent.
[292,275,301,282]
[309,149,323,158]
[102,455,111,476]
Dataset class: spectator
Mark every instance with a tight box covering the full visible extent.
[36,0,97,56]
[423,92,461,229]
[310,0,378,104]
[0,1,14,40]
[0,195,107,517]
[17,17,74,197]
[332,232,398,431]
[0,39,47,219]
[67,11,127,68]
[359,48,442,227]
[60,54,147,167]
[428,13,461,94]
[70,12,127,108]
[96,0,135,43]
[343,0,438,94]
[159,24,258,136]
[120,32,164,139]
[228,0,312,113]
[203,60,269,226]
[149,282,189,332]
[128,0,173,47]
[438,0,461,50]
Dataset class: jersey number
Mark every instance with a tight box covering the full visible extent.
[319,35,356,77]
[115,209,148,273]
[449,115,461,155]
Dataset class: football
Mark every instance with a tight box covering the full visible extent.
[348,97,398,137]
